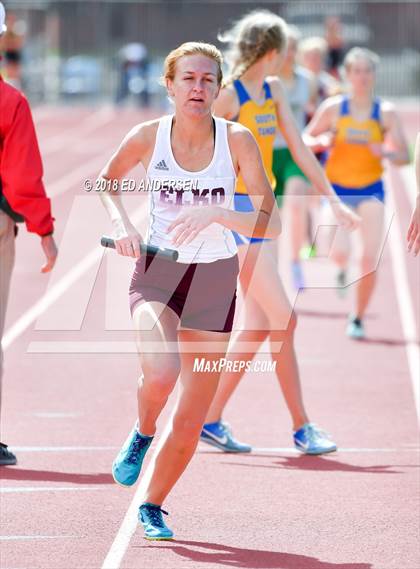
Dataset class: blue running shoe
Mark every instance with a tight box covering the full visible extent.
[346,316,365,340]
[139,503,174,540]
[112,423,153,487]
[291,261,305,290]
[200,421,252,453]
[293,423,337,455]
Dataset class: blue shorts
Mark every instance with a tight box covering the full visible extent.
[332,180,385,209]
[232,193,272,246]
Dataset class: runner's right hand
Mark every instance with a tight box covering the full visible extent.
[331,201,360,231]
[112,222,142,258]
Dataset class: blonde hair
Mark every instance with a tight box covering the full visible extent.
[219,10,288,82]
[162,41,223,85]
[299,36,328,57]
[286,24,301,45]
[344,47,380,72]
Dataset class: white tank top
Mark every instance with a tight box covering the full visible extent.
[146,114,237,264]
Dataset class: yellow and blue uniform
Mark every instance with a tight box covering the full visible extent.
[326,96,385,208]
[232,79,277,244]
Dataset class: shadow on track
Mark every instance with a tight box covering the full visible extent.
[296,310,418,346]
[359,337,419,347]
[219,454,411,474]
[137,540,373,568]
[0,468,114,484]
[296,309,372,321]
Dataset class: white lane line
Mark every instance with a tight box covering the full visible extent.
[2,208,147,351]
[33,106,62,122]
[0,535,79,540]
[8,445,419,454]
[101,438,419,569]
[386,169,420,424]
[32,412,79,418]
[0,487,107,494]
[11,446,119,452]
[2,247,103,350]
[27,341,282,353]
[400,164,416,209]
[47,154,112,198]
[101,420,172,569]
[40,107,115,155]
[201,447,420,454]
[101,485,143,569]
[27,341,138,353]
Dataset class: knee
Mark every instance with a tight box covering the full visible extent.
[171,415,203,449]
[140,356,180,400]
[281,310,297,337]
[360,254,377,275]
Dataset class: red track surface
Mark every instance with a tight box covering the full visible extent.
[1,105,419,569]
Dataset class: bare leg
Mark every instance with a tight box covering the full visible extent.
[246,241,308,430]
[143,328,231,505]
[204,294,269,423]
[207,241,309,431]
[132,302,181,436]
[284,176,311,262]
[330,229,351,270]
[354,200,385,319]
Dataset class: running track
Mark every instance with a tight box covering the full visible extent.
[1,104,419,569]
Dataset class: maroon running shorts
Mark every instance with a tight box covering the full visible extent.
[129,254,239,333]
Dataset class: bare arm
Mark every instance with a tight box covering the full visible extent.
[415,133,420,195]
[98,122,155,257]
[213,86,240,120]
[371,103,410,166]
[218,127,281,238]
[303,96,339,151]
[407,132,420,255]
[270,78,359,229]
[168,127,281,246]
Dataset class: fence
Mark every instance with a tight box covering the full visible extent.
[2,0,420,103]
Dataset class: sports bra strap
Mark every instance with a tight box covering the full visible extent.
[340,96,350,116]
[371,98,381,121]
[262,81,272,100]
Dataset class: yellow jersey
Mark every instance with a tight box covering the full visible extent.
[326,97,384,188]
[233,80,277,194]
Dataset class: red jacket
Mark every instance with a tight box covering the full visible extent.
[0,76,54,236]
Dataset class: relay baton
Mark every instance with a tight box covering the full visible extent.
[100,236,179,261]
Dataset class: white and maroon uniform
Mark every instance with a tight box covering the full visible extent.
[130,115,239,333]
[146,114,237,264]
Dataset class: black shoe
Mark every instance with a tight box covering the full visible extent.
[0,442,17,466]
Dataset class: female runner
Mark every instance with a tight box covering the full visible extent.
[201,11,358,455]
[98,42,280,540]
[306,47,409,338]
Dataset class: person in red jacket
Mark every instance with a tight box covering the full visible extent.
[0,2,58,466]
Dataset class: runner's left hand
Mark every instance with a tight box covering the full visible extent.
[168,206,219,246]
